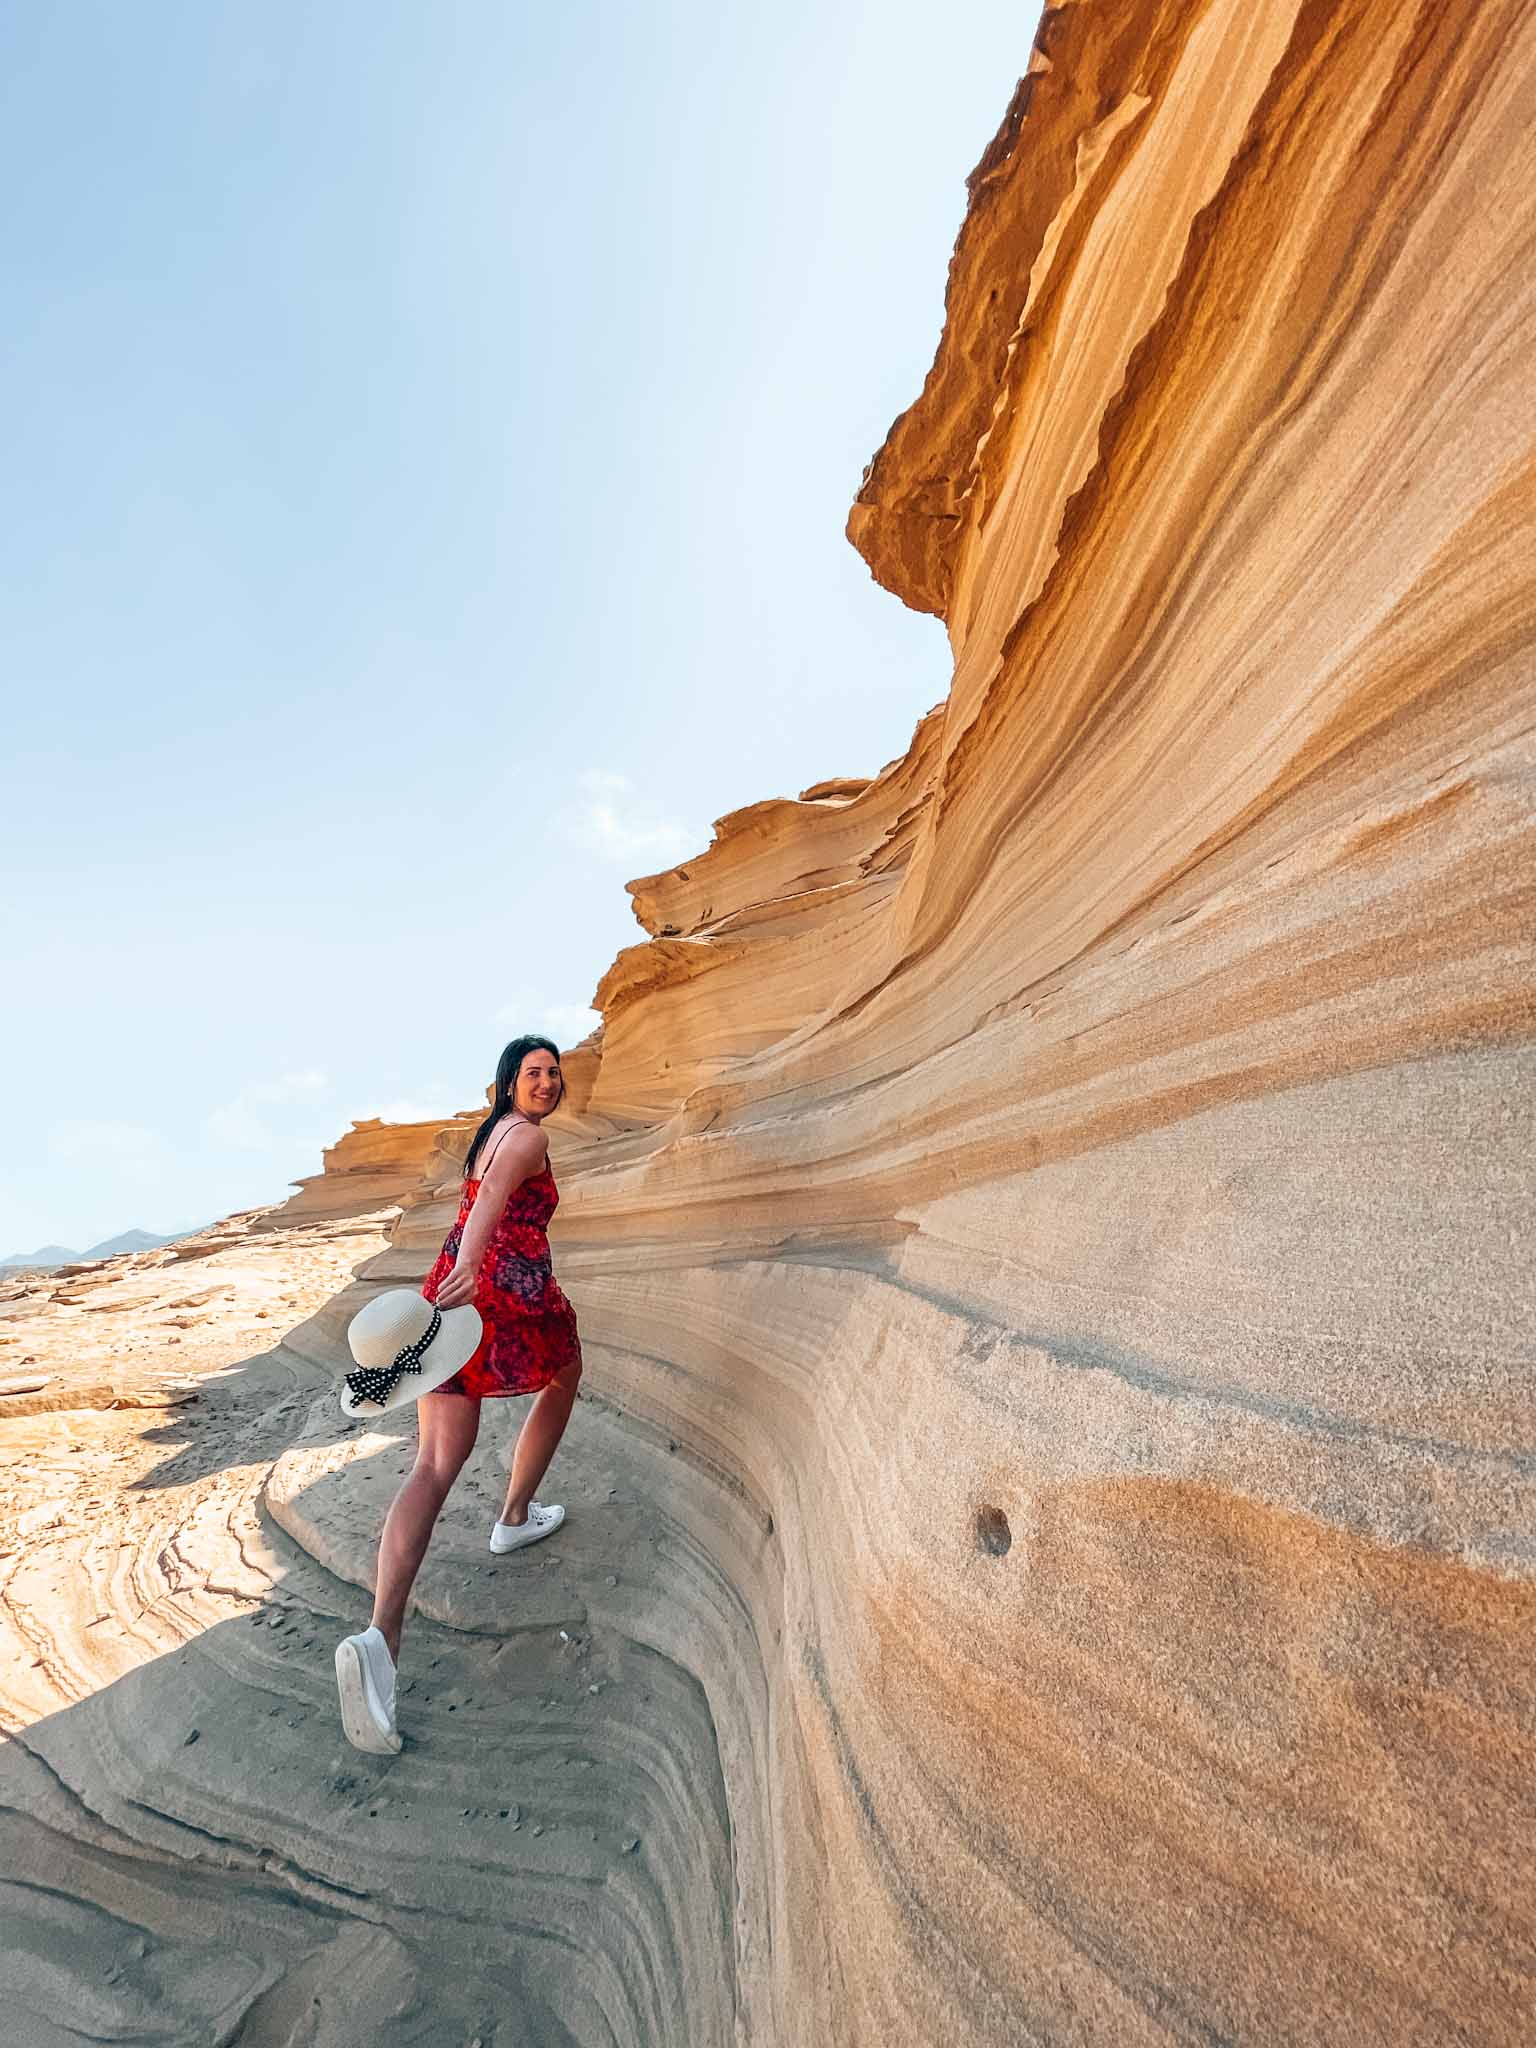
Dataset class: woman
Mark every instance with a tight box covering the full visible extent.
[334,1036,583,1753]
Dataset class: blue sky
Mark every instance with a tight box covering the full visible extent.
[0,1,1035,1254]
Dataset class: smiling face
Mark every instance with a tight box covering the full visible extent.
[514,1048,562,1118]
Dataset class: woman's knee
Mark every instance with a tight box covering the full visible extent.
[408,1456,464,1500]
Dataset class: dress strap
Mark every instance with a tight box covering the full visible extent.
[474,1115,540,1182]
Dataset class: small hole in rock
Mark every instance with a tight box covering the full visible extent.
[974,1504,1012,1557]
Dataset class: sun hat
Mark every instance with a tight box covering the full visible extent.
[339,1289,482,1417]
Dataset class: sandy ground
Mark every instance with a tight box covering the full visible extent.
[0,1208,736,2047]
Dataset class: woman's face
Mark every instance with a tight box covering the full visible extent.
[514,1050,562,1117]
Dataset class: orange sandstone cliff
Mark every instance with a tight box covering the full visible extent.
[239,2,1536,2039]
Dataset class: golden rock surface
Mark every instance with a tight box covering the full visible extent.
[552,2,1536,2035]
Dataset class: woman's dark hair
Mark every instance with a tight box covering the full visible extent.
[462,1036,564,1181]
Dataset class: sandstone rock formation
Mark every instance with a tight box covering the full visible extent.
[547,2,1536,2036]
[269,1114,481,1227]
[3,3,1532,2043]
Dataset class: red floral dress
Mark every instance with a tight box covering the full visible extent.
[421,1161,582,1398]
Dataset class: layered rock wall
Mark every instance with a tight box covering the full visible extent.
[536,2,1536,2039]
[288,3,1535,2039]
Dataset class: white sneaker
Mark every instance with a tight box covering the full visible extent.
[334,1625,402,1754]
[489,1501,565,1554]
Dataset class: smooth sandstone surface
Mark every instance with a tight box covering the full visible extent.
[3,2,1534,2041]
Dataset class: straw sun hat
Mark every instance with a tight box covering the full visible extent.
[339,1289,482,1417]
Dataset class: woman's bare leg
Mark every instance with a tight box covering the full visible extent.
[369,1390,481,1660]
[500,1358,582,1523]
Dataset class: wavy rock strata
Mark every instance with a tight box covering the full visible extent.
[554,1,1536,2038]
[3,2,1534,2043]
[0,1205,743,2047]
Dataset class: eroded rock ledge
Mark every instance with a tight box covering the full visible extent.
[548,1,1536,2037]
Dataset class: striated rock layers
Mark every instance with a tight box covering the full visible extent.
[535,3,1535,2040]
[296,2,1535,2036]
[0,1210,740,2048]
[8,4,1530,2044]
[267,1114,481,1227]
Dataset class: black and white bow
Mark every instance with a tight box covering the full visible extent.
[345,1308,442,1408]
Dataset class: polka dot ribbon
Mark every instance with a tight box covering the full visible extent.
[345,1308,442,1408]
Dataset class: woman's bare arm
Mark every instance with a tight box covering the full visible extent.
[430,1122,549,1310]
[450,1125,547,1282]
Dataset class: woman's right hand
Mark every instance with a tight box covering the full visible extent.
[433,1264,478,1310]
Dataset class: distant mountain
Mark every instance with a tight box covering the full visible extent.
[0,1224,208,1270]
[82,1227,191,1259]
